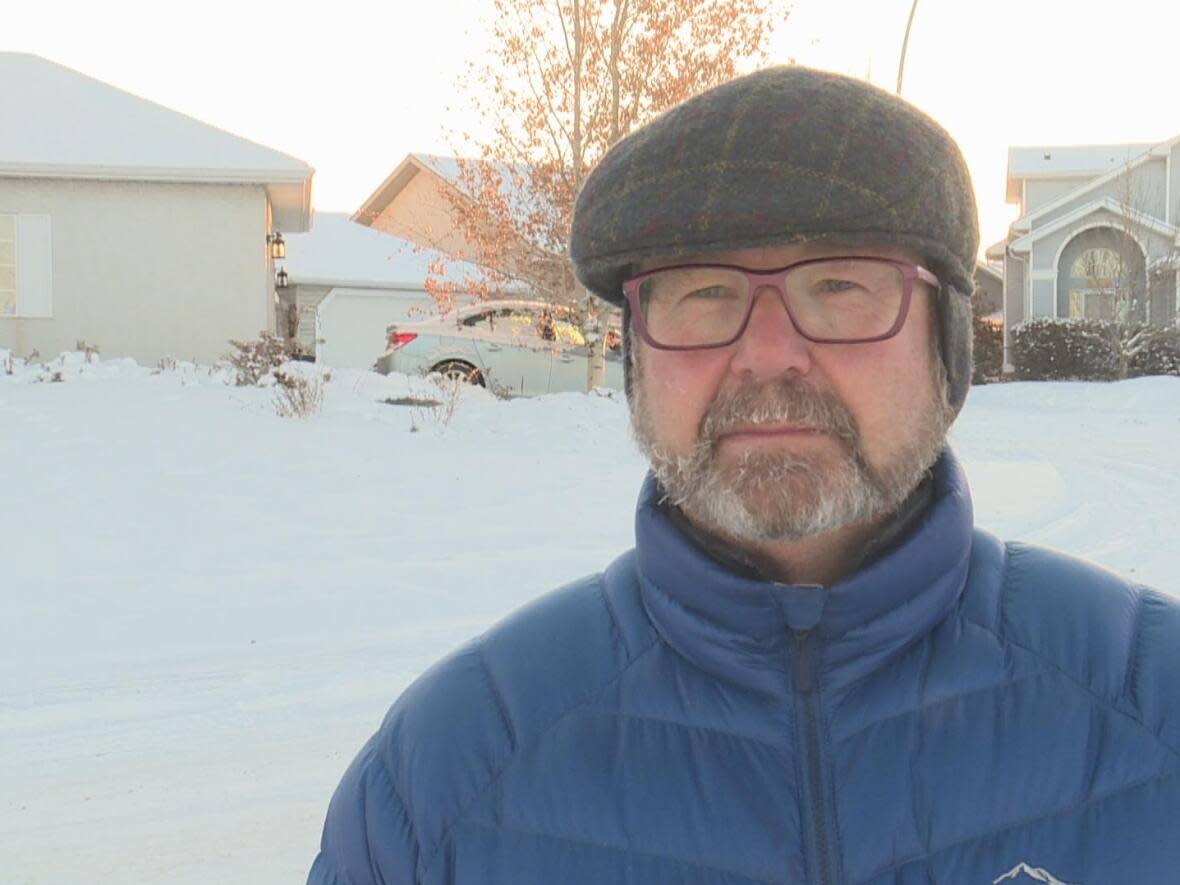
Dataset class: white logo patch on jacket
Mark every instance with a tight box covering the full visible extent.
[993,862,1079,884]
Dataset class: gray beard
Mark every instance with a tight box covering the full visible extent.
[630,373,953,544]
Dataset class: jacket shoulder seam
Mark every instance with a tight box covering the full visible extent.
[419,630,663,877]
[368,741,422,883]
[835,661,1047,748]
[598,573,633,659]
[964,610,1180,761]
[1121,585,1149,710]
[475,639,518,754]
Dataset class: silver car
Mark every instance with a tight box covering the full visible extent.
[374,299,624,396]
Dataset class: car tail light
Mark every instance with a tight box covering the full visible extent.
[387,331,418,350]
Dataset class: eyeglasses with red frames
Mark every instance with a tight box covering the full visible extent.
[621,256,941,350]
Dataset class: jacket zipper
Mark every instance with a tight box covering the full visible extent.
[793,630,837,885]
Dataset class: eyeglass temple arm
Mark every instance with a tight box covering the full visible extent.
[916,266,941,289]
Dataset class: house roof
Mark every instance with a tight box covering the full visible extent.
[411,153,531,201]
[1005,143,1153,203]
[984,236,1009,262]
[975,260,1003,282]
[1008,196,1178,254]
[352,154,439,226]
[0,53,313,230]
[352,152,535,228]
[282,212,489,290]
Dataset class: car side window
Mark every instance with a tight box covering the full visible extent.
[461,309,497,331]
[499,309,545,344]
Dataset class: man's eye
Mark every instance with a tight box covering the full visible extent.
[683,285,736,301]
[814,278,860,294]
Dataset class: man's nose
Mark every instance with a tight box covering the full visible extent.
[727,285,814,378]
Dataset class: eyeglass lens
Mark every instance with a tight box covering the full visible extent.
[637,259,907,346]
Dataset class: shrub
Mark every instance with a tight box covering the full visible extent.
[1012,318,1180,380]
[971,316,1004,384]
[273,369,325,418]
[227,333,299,386]
[1128,327,1180,376]
[1010,318,1118,381]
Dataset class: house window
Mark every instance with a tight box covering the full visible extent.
[0,215,15,316]
[1069,289,1116,321]
[1069,247,1126,321]
[0,213,53,318]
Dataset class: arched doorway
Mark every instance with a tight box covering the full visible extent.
[1056,226,1146,322]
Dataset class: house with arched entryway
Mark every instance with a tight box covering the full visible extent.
[993,141,1180,371]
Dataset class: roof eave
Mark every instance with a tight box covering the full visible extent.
[351,154,430,226]
[269,175,314,233]
[0,160,312,185]
[1009,196,1179,252]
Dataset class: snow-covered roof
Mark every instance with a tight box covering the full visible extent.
[410,153,466,185]
[353,152,537,228]
[282,212,489,290]
[1005,143,1154,203]
[975,260,1002,282]
[1008,144,1153,178]
[0,53,313,231]
[984,237,1009,262]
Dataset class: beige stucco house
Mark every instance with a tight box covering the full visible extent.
[0,53,313,366]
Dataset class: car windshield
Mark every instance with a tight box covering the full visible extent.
[456,306,586,347]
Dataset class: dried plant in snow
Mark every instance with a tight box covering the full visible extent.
[228,333,299,387]
[273,369,325,419]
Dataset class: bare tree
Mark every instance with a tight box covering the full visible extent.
[1087,149,1178,378]
[431,0,789,389]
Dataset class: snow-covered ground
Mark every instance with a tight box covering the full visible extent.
[2,351,1178,884]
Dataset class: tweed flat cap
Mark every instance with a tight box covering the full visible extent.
[570,66,979,304]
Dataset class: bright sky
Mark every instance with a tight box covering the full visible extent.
[7,0,1180,254]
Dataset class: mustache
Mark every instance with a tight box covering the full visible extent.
[699,376,861,451]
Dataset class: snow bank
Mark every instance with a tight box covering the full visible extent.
[2,354,1177,883]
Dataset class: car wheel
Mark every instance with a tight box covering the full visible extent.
[431,360,485,387]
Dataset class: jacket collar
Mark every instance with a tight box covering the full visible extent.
[634,450,974,696]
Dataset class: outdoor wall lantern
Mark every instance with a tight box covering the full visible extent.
[276,267,289,289]
[267,232,286,260]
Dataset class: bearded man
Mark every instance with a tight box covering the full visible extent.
[309,68,1180,885]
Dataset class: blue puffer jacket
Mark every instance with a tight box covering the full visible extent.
[309,453,1180,884]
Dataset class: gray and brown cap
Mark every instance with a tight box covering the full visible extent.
[569,65,980,412]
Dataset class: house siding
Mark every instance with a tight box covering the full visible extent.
[1030,158,1167,231]
[1170,144,1180,225]
[1031,279,1056,317]
[1003,253,1026,370]
[973,269,1002,316]
[316,289,436,369]
[1024,177,1093,213]
[275,282,332,356]
[1149,271,1176,324]
[1031,236,1060,272]
[0,177,270,365]
[371,168,478,262]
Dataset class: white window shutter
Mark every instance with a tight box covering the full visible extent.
[16,214,53,318]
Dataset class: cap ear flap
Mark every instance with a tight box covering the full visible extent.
[621,299,635,400]
[936,286,973,415]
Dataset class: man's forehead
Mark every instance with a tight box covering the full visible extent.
[636,240,928,273]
